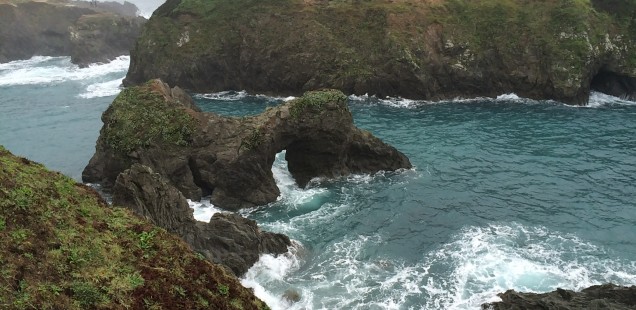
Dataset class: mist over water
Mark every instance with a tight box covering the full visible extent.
[1,57,635,309]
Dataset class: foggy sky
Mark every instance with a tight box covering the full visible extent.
[94,0,165,17]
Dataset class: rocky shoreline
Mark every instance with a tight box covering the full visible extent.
[0,0,146,66]
[482,284,636,309]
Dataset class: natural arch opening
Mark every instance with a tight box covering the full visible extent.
[590,69,636,101]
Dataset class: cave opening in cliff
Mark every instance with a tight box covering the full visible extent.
[590,68,636,101]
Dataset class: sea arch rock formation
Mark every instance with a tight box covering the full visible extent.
[83,79,412,210]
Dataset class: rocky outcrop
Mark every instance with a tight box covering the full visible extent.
[83,79,411,210]
[123,0,636,105]
[0,145,270,309]
[112,163,291,276]
[0,0,146,66]
[482,284,636,310]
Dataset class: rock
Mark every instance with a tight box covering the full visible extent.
[123,0,636,105]
[84,79,412,210]
[283,289,302,304]
[0,145,270,309]
[482,284,636,310]
[70,13,146,67]
[112,164,199,243]
[112,163,291,276]
[0,0,146,66]
[196,213,291,276]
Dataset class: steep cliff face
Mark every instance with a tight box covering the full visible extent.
[0,1,146,66]
[123,0,636,105]
[0,146,270,310]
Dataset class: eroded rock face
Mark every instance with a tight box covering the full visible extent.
[83,79,412,210]
[482,284,636,310]
[123,0,636,105]
[112,163,291,276]
[0,1,146,66]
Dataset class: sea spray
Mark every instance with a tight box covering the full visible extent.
[0,56,129,87]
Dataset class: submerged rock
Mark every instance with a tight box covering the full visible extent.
[483,284,636,310]
[83,79,411,210]
[0,145,269,309]
[0,0,146,66]
[123,0,636,105]
[112,164,291,276]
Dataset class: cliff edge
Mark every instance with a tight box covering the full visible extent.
[0,145,270,309]
[124,0,636,105]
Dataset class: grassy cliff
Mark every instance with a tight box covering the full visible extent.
[124,0,636,104]
[0,146,269,309]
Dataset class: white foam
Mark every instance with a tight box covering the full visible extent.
[348,93,536,108]
[187,198,226,222]
[241,241,306,310]
[421,223,636,309]
[272,151,328,205]
[586,91,636,108]
[495,93,521,100]
[194,90,248,101]
[78,78,123,98]
[0,55,129,87]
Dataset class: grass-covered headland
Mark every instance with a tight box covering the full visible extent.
[125,0,636,105]
[0,146,269,309]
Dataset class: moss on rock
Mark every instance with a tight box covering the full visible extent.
[0,145,269,309]
[103,82,197,154]
[289,89,348,119]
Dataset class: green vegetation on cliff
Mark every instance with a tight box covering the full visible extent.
[103,82,197,154]
[289,89,348,119]
[125,0,636,104]
[0,145,269,309]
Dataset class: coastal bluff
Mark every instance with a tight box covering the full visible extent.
[83,79,412,210]
[123,0,636,105]
[0,0,146,66]
[0,145,270,309]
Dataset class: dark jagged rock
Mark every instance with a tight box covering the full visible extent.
[123,0,636,105]
[0,0,146,66]
[111,164,199,243]
[482,284,636,310]
[112,163,291,276]
[83,79,412,210]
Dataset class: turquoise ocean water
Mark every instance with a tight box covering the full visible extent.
[1,57,635,309]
